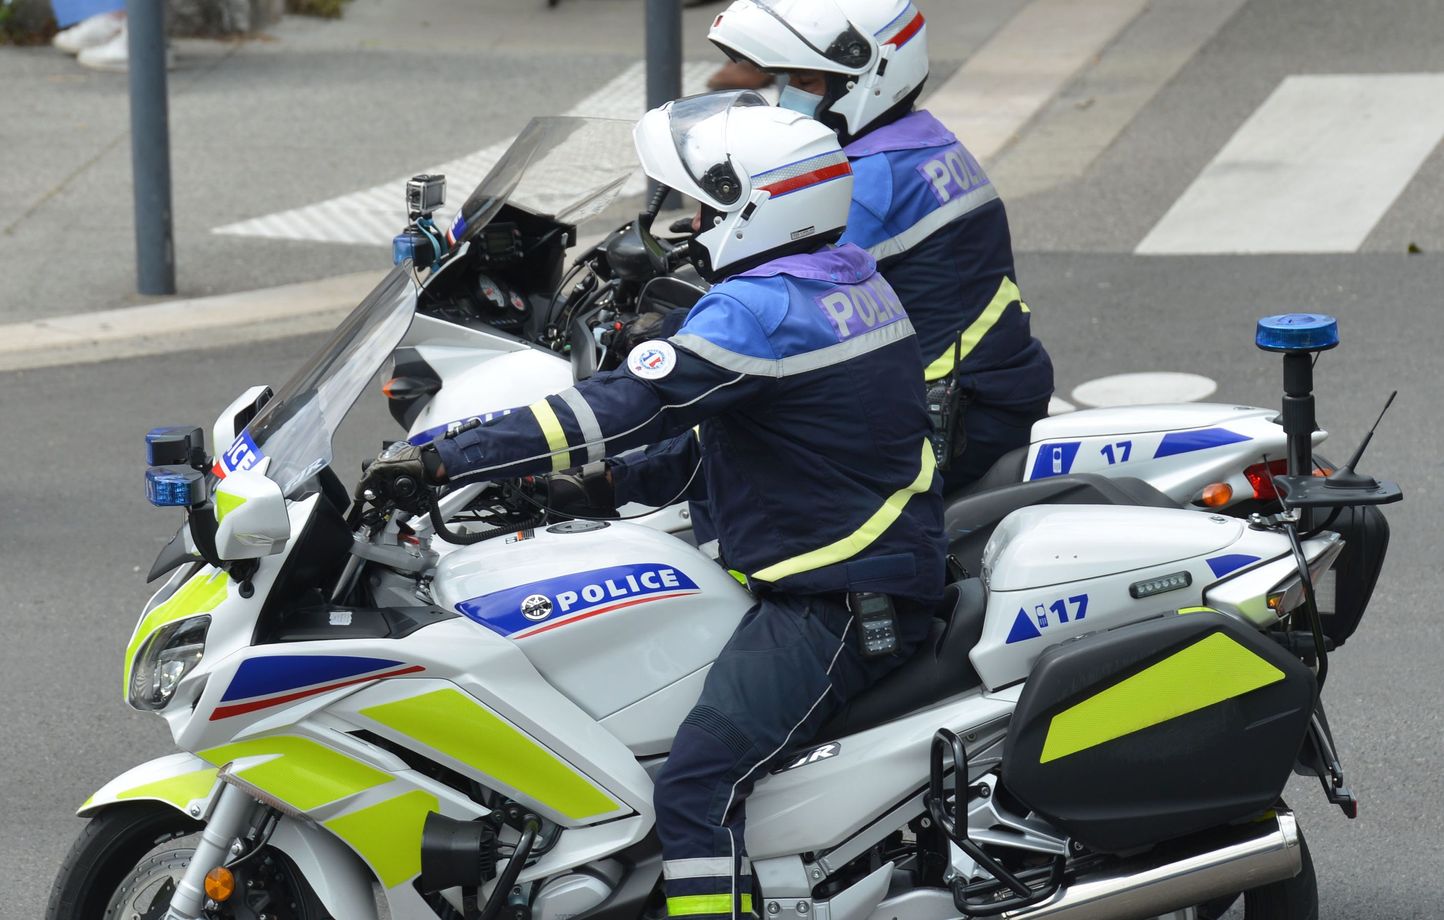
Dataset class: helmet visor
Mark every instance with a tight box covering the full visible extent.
[668,90,770,207]
[751,0,873,70]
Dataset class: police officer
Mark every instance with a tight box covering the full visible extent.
[360,92,945,920]
[708,0,1055,491]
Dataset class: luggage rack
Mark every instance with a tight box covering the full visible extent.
[927,729,1066,916]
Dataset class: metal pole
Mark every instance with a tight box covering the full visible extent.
[645,0,683,202]
[126,0,175,295]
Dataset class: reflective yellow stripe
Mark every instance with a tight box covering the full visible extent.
[324,790,438,889]
[752,441,935,584]
[529,399,570,472]
[113,768,219,810]
[667,895,753,917]
[923,276,1022,382]
[199,735,392,812]
[360,688,618,821]
[1040,632,1285,764]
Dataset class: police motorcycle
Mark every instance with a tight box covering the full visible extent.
[50,219,1400,920]
[382,118,1362,533]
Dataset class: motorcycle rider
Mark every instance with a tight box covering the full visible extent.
[706,0,1055,490]
[361,92,946,920]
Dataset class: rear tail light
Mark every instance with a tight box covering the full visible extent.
[1244,460,1290,500]
[1244,459,1331,501]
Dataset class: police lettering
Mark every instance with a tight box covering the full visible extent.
[817,278,906,340]
[554,567,686,613]
[919,145,988,205]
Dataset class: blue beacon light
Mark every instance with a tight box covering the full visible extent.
[1256,313,1340,353]
[145,467,206,507]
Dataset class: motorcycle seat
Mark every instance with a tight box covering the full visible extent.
[812,579,986,742]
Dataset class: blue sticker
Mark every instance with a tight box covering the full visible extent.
[1005,609,1043,644]
[222,655,404,701]
[408,408,520,446]
[1004,595,1089,644]
[1206,554,1261,578]
[1027,441,1081,480]
[458,563,702,638]
[221,430,265,473]
[1153,428,1252,459]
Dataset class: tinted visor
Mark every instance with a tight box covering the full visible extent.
[669,90,770,206]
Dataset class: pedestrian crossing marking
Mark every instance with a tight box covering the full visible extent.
[1137,74,1444,255]
[213,61,720,246]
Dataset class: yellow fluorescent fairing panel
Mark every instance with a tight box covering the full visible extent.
[360,687,620,821]
[199,735,392,812]
[1040,632,1286,764]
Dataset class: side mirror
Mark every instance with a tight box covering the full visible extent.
[211,386,273,463]
[607,213,674,282]
[213,471,292,560]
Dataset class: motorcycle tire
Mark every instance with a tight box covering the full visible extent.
[1197,830,1318,920]
[46,801,332,920]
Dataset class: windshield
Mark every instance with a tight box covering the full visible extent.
[222,265,419,497]
[451,117,640,245]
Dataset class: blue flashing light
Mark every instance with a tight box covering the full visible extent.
[145,425,202,466]
[1256,314,1340,353]
[145,467,206,507]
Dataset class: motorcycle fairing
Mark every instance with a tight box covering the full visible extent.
[78,751,220,818]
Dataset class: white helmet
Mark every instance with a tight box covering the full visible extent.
[634,90,854,281]
[708,0,929,142]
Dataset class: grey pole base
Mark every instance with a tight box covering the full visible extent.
[127,0,176,295]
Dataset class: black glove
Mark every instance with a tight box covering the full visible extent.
[358,442,443,512]
[539,461,617,519]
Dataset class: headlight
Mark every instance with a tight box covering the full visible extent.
[129,615,209,711]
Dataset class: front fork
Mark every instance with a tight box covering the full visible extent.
[164,783,259,920]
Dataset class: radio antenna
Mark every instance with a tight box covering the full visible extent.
[1325,390,1396,490]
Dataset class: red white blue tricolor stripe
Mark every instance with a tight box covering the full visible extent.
[877,3,925,48]
[211,655,424,721]
[754,150,852,199]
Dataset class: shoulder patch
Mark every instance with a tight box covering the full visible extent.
[628,341,677,380]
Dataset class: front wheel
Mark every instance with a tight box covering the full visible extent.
[47,802,332,920]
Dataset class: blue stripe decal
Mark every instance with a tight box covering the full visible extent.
[408,407,520,446]
[1028,441,1081,480]
[221,655,405,702]
[1207,554,1261,578]
[1153,428,1252,459]
[458,563,701,638]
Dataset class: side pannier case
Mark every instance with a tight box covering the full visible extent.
[999,610,1315,854]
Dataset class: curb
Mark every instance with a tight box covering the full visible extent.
[0,271,385,373]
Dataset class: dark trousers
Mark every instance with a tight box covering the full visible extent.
[654,591,932,920]
[941,398,1050,495]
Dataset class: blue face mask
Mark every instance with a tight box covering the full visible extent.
[778,84,824,119]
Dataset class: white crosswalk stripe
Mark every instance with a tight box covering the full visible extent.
[213,61,721,246]
[1137,74,1444,255]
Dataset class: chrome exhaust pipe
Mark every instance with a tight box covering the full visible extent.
[1001,812,1302,920]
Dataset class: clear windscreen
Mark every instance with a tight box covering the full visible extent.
[667,91,768,205]
[452,117,641,245]
[226,265,419,497]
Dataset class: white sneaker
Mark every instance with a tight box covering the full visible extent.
[52,11,125,55]
[76,25,174,73]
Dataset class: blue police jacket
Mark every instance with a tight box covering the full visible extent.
[433,244,946,602]
[841,110,1053,409]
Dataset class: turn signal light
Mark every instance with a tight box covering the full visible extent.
[1200,482,1233,507]
[204,866,236,902]
[382,376,442,402]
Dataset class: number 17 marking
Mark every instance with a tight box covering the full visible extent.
[1100,441,1133,464]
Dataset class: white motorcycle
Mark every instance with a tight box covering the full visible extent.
[49,259,1399,920]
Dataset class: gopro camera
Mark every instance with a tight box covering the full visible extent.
[406,174,447,218]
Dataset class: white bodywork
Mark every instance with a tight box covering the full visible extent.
[1022,403,1327,505]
